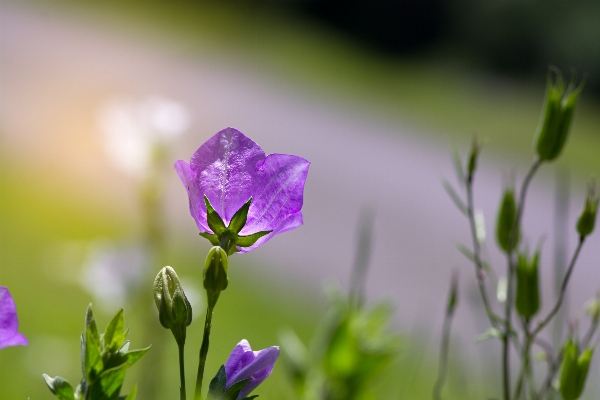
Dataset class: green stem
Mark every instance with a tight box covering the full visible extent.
[178,340,187,400]
[195,304,214,400]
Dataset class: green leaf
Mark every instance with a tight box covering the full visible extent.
[123,346,151,367]
[43,374,75,400]
[200,231,220,246]
[90,367,126,400]
[103,309,125,353]
[205,195,227,235]
[236,230,272,248]
[228,197,252,234]
[123,384,137,400]
[451,145,466,186]
[242,396,259,400]
[85,304,99,343]
[442,179,467,215]
[85,324,104,381]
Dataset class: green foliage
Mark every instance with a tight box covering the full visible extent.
[280,289,399,400]
[43,305,150,400]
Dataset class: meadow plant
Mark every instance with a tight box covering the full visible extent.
[4,71,598,400]
[442,69,598,400]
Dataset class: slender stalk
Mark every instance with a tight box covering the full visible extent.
[513,320,531,400]
[532,237,585,337]
[178,340,187,400]
[196,305,214,400]
[465,176,504,327]
[433,293,457,400]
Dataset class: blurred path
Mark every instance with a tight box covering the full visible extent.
[2,2,599,389]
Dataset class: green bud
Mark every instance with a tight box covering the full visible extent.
[496,187,519,253]
[576,182,598,238]
[204,246,229,309]
[515,250,540,318]
[559,340,594,400]
[467,136,482,182]
[154,266,192,333]
[535,70,584,162]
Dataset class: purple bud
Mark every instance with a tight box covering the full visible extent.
[224,339,279,399]
[0,286,28,349]
[175,127,309,253]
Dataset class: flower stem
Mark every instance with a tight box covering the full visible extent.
[178,340,187,400]
[195,304,214,400]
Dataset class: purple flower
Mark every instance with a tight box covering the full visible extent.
[175,127,309,253]
[0,286,28,349]
[224,339,279,399]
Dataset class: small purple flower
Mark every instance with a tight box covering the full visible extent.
[224,339,279,399]
[0,286,28,349]
[175,127,309,253]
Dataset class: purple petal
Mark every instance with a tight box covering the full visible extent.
[237,212,304,253]
[224,339,252,382]
[241,154,310,234]
[234,347,280,399]
[0,286,28,349]
[174,159,209,232]
[189,127,265,222]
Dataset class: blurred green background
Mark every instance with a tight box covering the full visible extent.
[1,1,599,399]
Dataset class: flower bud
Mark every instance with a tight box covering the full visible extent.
[576,183,598,238]
[204,246,229,309]
[515,250,540,318]
[559,339,594,400]
[153,266,192,336]
[535,70,584,162]
[496,187,519,253]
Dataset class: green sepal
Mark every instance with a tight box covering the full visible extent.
[207,365,227,398]
[207,365,252,400]
[200,231,220,246]
[43,375,75,400]
[205,195,227,235]
[223,378,251,398]
[103,309,125,353]
[236,231,272,248]
[229,197,252,234]
[242,396,259,400]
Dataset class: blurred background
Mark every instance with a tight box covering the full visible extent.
[1,0,600,398]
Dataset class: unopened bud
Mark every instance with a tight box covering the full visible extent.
[204,246,229,309]
[154,266,192,334]
[576,182,598,238]
[559,339,594,400]
[515,250,540,318]
[535,69,584,162]
[496,187,519,253]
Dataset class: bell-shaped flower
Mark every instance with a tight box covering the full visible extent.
[175,127,309,253]
[0,286,28,349]
[224,339,279,399]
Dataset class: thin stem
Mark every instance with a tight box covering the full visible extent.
[178,340,187,400]
[532,237,585,337]
[502,257,514,400]
[465,176,504,327]
[513,320,531,400]
[432,300,456,400]
[195,305,214,400]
